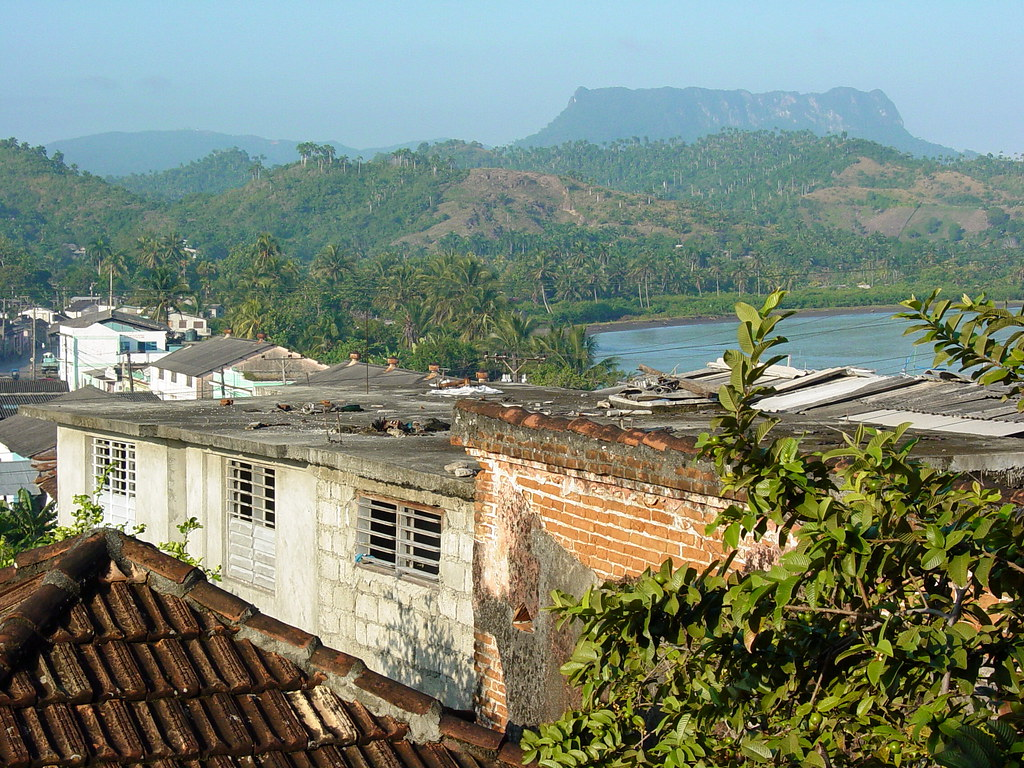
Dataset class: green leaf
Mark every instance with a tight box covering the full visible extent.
[867,658,885,686]
[948,552,970,587]
[735,302,761,326]
[741,738,773,762]
[922,548,946,570]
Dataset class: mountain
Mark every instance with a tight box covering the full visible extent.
[519,86,957,158]
[47,130,447,177]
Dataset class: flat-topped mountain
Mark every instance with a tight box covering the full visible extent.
[519,86,956,157]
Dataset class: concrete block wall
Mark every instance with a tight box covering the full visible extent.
[313,466,477,710]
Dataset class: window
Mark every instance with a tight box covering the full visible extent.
[170,371,177,384]
[226,460,276,591]
[185,375,193,387]
[356,497,441,582]
[92,438,136,527]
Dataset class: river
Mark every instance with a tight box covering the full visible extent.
[593,308,933,376]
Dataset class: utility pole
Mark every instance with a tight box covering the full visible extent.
[30,314,36,379]
[124,350,135,393]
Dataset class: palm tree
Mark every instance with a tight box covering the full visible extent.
[87,237,113,279]
[310,244,354,288]
[488,311,538,356]
[536,323,599,375]
[376,262,426,348]
[136,263,191,324]
[135,235,159,270]
[100,249,129,308]
[526,251,555,313]
[229,298,266,339]
[156,233,188,274]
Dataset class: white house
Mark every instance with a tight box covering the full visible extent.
[27,376,479,711]
[147,334,326,400]
[54,310,171,391]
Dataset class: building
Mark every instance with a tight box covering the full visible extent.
[0,386,160,503]
[29,364,1024,729]
[120,305,213,338]
[0,530,521,766]
[62,296,112,318]
[27,376,484,713]
[147,334,327,400]
[53,310,171,390]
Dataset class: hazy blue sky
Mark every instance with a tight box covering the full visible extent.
[2,1,1021,153]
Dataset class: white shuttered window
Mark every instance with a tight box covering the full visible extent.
[92,438,136,528]
[356,497,441,582]
[226,460,276,591]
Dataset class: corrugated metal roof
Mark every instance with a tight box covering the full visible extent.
[758,375,886,412]
[845,409,1024,437]
[0,460,39,495]
[152,336,277,376]
[643,361,1024,439]
[0,415,57,458]
[57,309,169,332]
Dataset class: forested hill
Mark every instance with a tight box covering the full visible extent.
[519,86,957,157]
[0,138,162,252]
[436,131,1024,241]
[2,133,1023,316]
[46,130,358,176]
[111,148,260,202]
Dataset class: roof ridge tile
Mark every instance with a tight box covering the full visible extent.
[456,398,700,456]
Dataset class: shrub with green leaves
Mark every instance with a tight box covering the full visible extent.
[522,291,1024,767]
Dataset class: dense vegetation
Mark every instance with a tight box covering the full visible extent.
[2,130,1023,379]
[111,148,262,202]
[524,294,1024,767]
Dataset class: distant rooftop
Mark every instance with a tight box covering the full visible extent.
[54,309,170,332]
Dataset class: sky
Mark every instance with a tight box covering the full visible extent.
[2,1,1021,154]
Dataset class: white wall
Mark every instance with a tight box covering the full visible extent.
[55,424,477,709]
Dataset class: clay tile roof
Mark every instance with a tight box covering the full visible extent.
[0,530,515,767]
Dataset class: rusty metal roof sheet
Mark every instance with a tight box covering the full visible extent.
[0,532,517,768]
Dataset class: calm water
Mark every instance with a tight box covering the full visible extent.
[594,309,934,376]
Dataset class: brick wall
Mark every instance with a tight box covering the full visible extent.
[473,630,508,728]
[452,400,740,726]
[454,400,734,581]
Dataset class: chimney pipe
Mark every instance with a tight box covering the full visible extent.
[347,352,361,367]
[224,328,233,337]
[386,356,399,372]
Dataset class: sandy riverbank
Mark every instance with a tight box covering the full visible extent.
[588,304,907,335]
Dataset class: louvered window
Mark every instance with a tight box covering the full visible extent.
[226,460,276,591]
[356,497,441,582]
[92,438,136,527]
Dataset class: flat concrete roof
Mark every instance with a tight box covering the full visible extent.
[24,375,1024,497]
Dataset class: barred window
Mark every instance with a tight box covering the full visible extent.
[92,438,136,497]
[356,497,442,582]
[226,460,276,590]
[92,438,136,528]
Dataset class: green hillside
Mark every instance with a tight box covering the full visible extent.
[111,148,261,202]
[1,133,1023,366]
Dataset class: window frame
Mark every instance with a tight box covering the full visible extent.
[355,496,442,584]
[225,458,277,591]
[91,437,137,528]
[92,437,136,498]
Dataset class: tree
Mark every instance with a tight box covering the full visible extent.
[523,292,1024,768]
